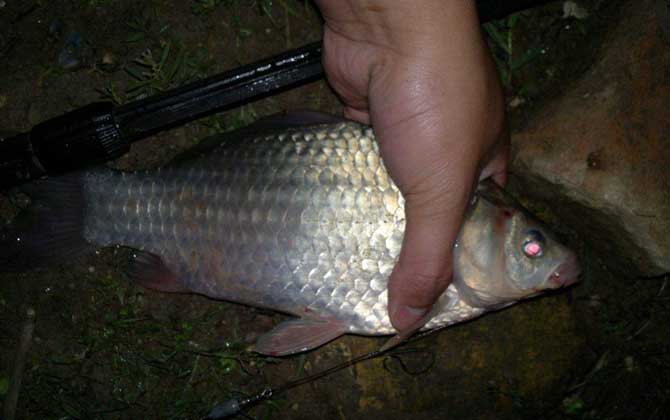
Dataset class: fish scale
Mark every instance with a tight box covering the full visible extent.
[82,122,413,333]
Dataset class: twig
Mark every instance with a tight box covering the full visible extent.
[2,307,36,420]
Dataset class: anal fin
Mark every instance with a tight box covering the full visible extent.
[254,317,348,356]
[128,251,189,293]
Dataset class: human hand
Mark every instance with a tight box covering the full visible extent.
[314,0,509,334]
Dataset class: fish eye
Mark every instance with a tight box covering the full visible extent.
[522,229,545,258]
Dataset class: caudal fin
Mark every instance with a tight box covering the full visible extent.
[0,173,94,271]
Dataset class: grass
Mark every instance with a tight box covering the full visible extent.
[483,13,545,94]
[11,261,285,419]
[124,10,170,44]
[192,0,277,18]
[97,41,214,104]
[80,0,113,7]
[569,275,670,419]
[124,42,208,97]
[191,0,231,16]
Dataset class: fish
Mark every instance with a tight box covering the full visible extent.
[0,112,580,356]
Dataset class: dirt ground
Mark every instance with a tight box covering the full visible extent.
[1,1,669,419]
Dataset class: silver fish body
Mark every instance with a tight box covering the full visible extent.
[86,121,411,335]
[5,116,580,355]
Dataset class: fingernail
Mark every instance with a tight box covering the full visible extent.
[392,305,431,331]
[405,305,429,317]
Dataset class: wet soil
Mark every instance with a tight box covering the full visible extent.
[1,1,669,419]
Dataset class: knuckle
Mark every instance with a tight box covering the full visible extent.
[390,261,452,305]
[408,269,451,295]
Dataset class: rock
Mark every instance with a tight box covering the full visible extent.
[510,0,670,276]
[27,101,46,126]
[562,1,589,20]
[48,19,64,37]
[98,50,119,72]
[57,32,86,71]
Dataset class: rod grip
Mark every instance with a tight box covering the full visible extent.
[0,102,128,189]
[31,102,128,172]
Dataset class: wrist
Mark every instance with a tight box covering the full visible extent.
[315,0,481,52]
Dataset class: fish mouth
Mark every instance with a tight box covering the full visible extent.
[548,252,581,288]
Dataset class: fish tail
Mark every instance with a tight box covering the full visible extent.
[0,171,95,271]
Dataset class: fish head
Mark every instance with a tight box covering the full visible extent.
[452,180,581,309]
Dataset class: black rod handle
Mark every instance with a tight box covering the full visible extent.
[0,103,126,189]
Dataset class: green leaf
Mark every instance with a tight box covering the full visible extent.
[62,402,82,418]
[167,47,186,84]
[259,0,273,17]
[508,13,520,28]
[158,43,171,71]
[125,65,145,81]
[563,395,585,414]
[510,47,543,71]
[125,32,145,43]
[219,358,238,374]
[126,79,154,93]
[0,375,9,396]
[483,23,511,55]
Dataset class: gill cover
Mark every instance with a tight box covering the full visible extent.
[451,180,560,309]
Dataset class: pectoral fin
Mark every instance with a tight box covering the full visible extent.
[127,251,189,293]
[254,318,348,356]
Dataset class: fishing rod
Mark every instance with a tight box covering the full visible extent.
[0,0,557,190]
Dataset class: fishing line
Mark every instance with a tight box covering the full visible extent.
[202,326,447,420]
[382,348,436,376]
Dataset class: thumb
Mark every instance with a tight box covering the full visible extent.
[387,179,473,332]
